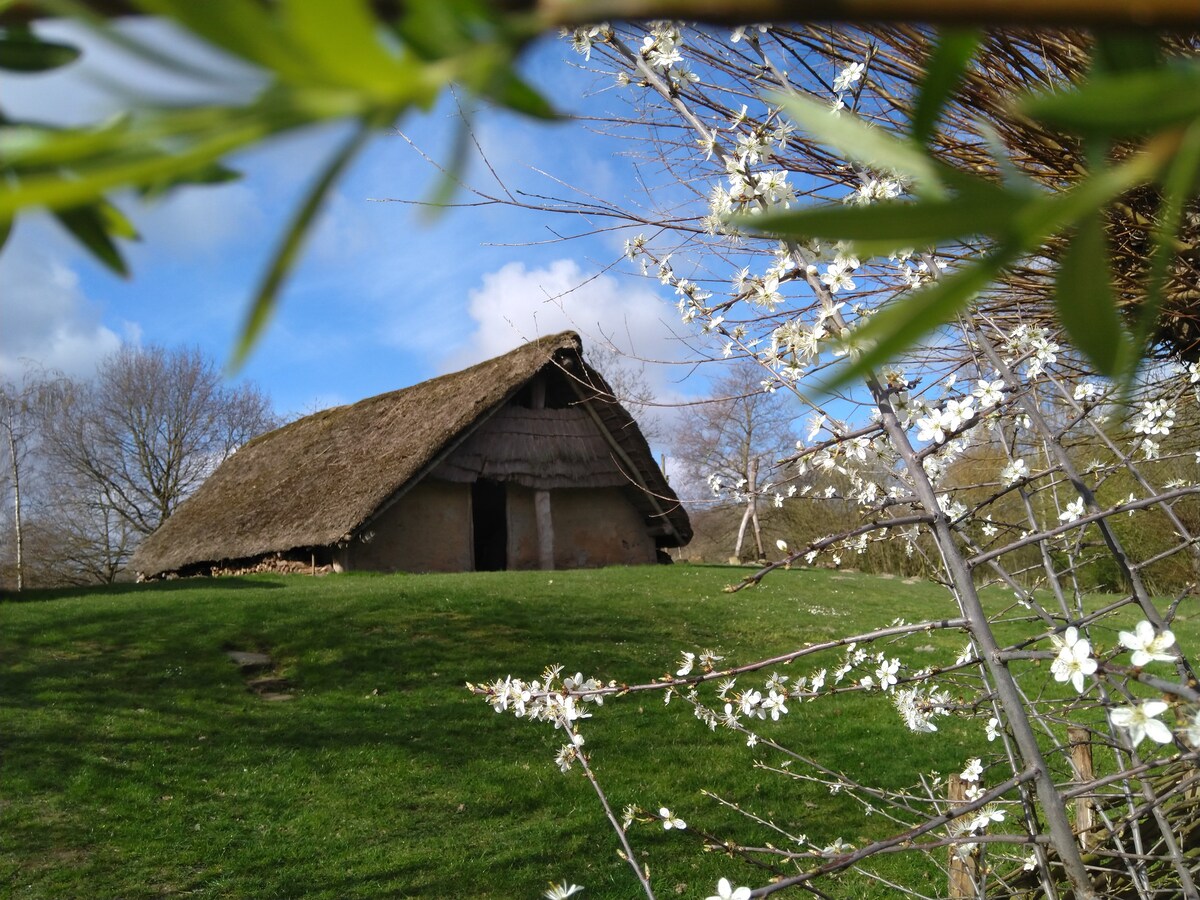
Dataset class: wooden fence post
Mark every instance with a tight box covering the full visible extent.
[949,773,977,898]
[1068,726,1095,849]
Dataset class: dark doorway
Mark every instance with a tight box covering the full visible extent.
[472,479,508,571]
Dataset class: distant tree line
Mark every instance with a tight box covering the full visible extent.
[677,367,1200,594]
[0,346,275,590]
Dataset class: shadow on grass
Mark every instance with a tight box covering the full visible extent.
[0,575,287,603]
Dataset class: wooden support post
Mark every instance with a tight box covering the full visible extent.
[1068,726,1095,849]
[535,489,554,571]
[948,774,977,899]
[530,374,554,571]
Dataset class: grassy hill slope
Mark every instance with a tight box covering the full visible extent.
[3,567,1010,899]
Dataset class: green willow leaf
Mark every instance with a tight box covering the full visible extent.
[771,91,945,197]
[53,203,133,277]
[1023,65,1200,136]
[0,104,305,215]
[1091,33,1161,75]
[486,68,557,121]
[910,29,981,147]
[136,161,242,199]
[397,0,503,60]
[135,0,312,84]
[96,198,138,240]
[1054,214,1131,378]
[820,249,1015,393]
[738,187,1025,249]
[230,120,374,371]
[0,32,81,72]
[1135,117,1200,354]
[279,0,414,95]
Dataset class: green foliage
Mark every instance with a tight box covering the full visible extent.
[909,29,981,147]
[0,0,554,366]
[0,26,80,71]
[1053,212,1132,375]
[940,425,1200,596]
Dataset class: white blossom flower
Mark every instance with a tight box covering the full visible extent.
[1001,459,1028,485]
[699,648,724,668]
[659,807,686,830]
[1118,621,1176,666]
[916,408,949,444]
[821,837,854,856]
[1183,710,1200,746]
[545,880,585,899]
[741,689,765,719]
[555,742,580,772]
[955,642,975,666]
[833,61,866,93]
[875,658,900,692]
[765,671,789,693]
[1110,699,1173,747]
[641,27,683,70]
[941,397,975,431]
[706,877,751,900]
[1050,627,1097,693]
[893,685,950,732]
[852,177,901,204]
[776,539,789,553]
[566,24,606,60]
[821,259,856,293]
[730,24,769,43]
[960,758,983,782]
[757,170,796,207]
[1131,399,1176,436]
[986,717,1001,742]
[736,128,774,164]
[676,652,696,677]
[1059,498,1086,524]
[969,806,1006,831]
[973,378,1005,408]
[762,689,789,720]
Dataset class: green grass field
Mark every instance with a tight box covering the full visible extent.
[0,565,1135,899]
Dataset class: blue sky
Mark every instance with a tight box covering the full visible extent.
[0,19,700,421]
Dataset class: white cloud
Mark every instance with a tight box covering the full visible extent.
[443,257,710,449]
[447,258,677,366]
[0,224,124,381]
[3,19,261,128]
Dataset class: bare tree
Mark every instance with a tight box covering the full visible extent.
[0,368,65,591]
[673,360,798,562]
[583,343,664,444]
[42,345,276,539]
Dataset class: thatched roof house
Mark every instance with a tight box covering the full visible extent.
[131,332,691,578]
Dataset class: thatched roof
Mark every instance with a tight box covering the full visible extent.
[131,331,690,577]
